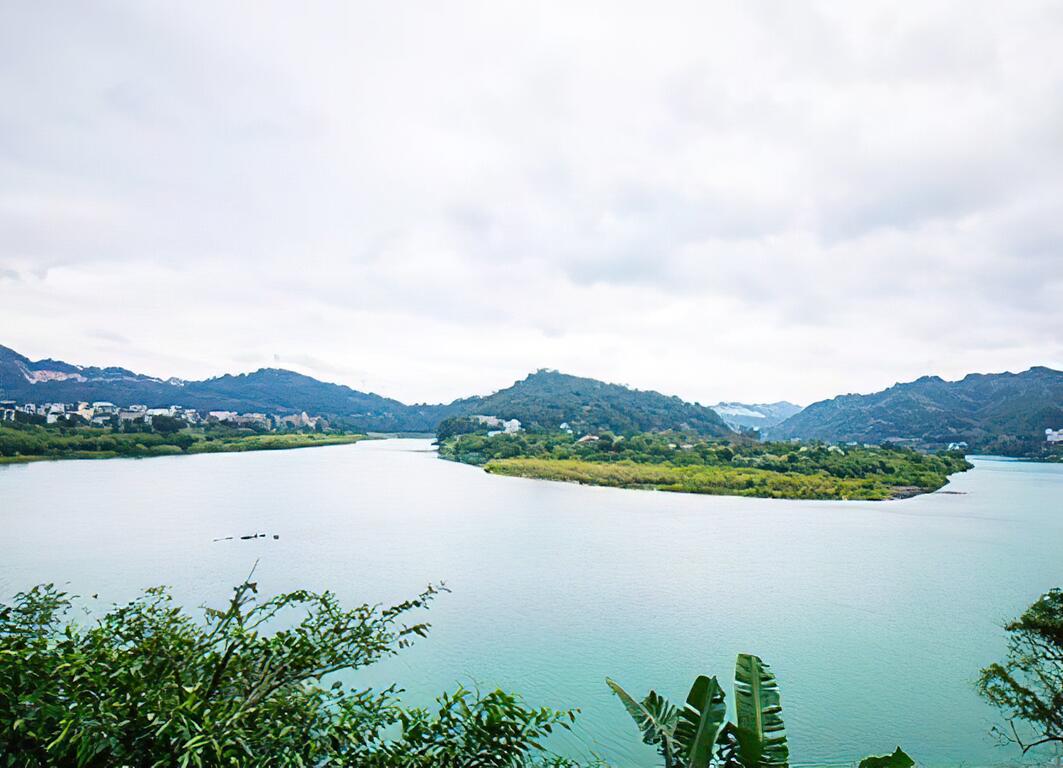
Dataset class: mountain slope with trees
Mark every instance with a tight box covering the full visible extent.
[0,345,444,431]
[768,367,1063,457]
[1,346,729,437]
[460,369,732,437]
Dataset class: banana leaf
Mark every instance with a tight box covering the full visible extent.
[606,678,680,760]
[733,653,789,768]
[674,674,727,768]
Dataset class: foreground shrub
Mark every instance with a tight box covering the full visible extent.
[0,579,577,767]
[979,588,1063,754]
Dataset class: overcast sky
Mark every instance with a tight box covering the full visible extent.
[2,1,1061,406]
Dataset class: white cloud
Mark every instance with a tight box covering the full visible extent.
[1,0,1061,405]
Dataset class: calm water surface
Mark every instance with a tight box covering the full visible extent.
[1,440,1060,766]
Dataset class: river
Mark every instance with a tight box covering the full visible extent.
[1,439,1060,766]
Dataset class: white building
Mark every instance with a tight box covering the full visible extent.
[1047,428,1063,444]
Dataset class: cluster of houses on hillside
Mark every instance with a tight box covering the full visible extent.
[469,414,522,435]
[0,399,325,431]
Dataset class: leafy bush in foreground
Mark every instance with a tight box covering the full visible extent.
[979,588,1063,754]
[0,580,577,767]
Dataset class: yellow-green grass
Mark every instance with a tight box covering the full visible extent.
[483,457,947,500]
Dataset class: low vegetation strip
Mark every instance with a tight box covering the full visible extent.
[443,431,971,500]
[487,458,927,500]
[0,423,365,464]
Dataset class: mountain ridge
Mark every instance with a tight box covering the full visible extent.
[768,366,1063,457]
[0,346,730,436]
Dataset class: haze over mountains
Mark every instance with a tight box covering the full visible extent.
[3,343,1061,456]
[710,402,803,431]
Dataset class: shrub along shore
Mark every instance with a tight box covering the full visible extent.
[440,431,972,501]
[0,422,366,464]
[2,578,1057,765]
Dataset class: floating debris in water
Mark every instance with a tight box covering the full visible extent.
[213,533,280,542]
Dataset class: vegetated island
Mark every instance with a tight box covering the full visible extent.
[0,421,366,464]
[438,430,972,501]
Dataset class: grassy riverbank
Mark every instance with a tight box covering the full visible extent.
[0,423,366,464]
[442,431,971,500]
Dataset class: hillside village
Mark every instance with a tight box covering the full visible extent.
[0,399,325,431]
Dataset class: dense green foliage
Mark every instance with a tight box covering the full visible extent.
[768,367,1063,459]
[609,655,912,768]
[440,432,971,500]
[458,370,731,437]
[0,581,580,767]
[978,588,1063,754]
[0,422,364,463]
[2,574,1050,765]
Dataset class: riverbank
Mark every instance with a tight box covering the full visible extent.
[441,431,971,500]
[0,424,366,464]
[483,457,957,500]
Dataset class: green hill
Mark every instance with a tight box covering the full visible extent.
[1,346,729,437]
[0,345,449,432]
[456,369,732,436]
[768,367,1063,457]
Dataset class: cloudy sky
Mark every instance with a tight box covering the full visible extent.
[2,1,1061,406]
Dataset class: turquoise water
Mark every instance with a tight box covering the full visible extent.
[1,439,1060,766]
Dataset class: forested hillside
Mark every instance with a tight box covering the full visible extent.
[2,347,730,436]
[769,367,1063,457]
[460,369,732,436]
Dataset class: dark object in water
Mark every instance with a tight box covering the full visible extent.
[273,534,279,539]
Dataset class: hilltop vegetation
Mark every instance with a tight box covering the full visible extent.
[439,431,971,500]
[463,369,732,436]
[769,367,1063,458]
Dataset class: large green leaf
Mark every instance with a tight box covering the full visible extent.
[674,675,727,768]
[606,678,680,758]
[733,653,789,768]
[859,747,915,768]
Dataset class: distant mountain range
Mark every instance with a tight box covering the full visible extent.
[710,401,803,431]
[768,366,1063,456]
[0,345,730,436]
[0,344,443,432]
[5,344,1061,455]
